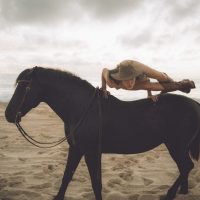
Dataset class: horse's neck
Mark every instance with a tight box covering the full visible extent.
[42,80,94,123]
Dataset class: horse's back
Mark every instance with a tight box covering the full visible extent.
[101,94,200,154]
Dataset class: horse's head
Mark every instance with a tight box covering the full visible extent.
[5,67,42,123]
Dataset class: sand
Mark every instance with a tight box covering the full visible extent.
[0,102,200,200]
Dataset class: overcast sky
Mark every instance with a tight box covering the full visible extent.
[0,0,200,81]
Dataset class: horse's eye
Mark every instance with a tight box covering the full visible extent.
[16,81,24,87]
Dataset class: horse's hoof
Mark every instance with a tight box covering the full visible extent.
[163,191,176,200]
[53,195,64,200]
[179,188,188,194]
[159,195,166,200]
[164,195,176,200]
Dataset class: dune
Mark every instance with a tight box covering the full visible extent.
[0,102,200,200]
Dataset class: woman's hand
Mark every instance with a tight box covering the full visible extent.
[100,88,110,98]
[102,68,122,89]
[148,94,159,102]
[147,90,159,102]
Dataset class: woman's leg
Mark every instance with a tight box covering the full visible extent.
[134,60,173,82]
[160,80,195,93]
[133,80,195,93]
[132,60,173,82]
[159,73,174,82]
[133,81,165,91]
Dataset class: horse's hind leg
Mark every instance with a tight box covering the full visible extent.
[165,155,194,200]
[54,147,83,200]
[179,154,194,194]
[85,153,102,200]
[165,144,194,200]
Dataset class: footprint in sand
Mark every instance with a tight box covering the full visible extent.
[72,176,87,183]
[13,171,26,176]
[111,163,125,171]
[156,185,170,191]
[128,194,139,200]
[37,151,46,155]
[166,171,175,178]
[119,170,133,181]
[42,164,56,174]
[107,178,122,188]
[196,176,200,183]
[129,157,139,164]
[0,189,42,200]
[123,160,132,167]
[29,182,52,189]
[0,136,8,140]
[138,194,160,200]
[81,191,95,199]
[109,156,116,161]
[105,192,129,200]
[59,152,67,157]
[8,176,25,187]
[33,172,46,179]
[48,164,54,170]
[145,156,155,163]
[0,153,6,158]
[18,157,28,162]
[188,179,196,189]
[0,177,8,190]
[142,177,154,186]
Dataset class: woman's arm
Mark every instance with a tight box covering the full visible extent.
[101,68,121,89]
[140,77,153,97]
[133,77,159,101]
[101,68,108,90]
[132,76,151,90]
[101,68,121,98]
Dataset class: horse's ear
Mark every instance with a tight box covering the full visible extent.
[27,66,38,79]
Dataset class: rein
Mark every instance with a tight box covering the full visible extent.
[15,79,68,148]
[15,77,101,148]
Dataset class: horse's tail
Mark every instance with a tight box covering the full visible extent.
[189,100,200,161]
[189,128,200,161]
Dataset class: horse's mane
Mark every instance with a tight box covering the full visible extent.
[15,68,31,86]
[15,67,94,89]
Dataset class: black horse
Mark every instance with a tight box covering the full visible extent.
[5,67,200,200]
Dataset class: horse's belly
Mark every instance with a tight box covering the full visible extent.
[102,144,160,154]
[101,130,163,154]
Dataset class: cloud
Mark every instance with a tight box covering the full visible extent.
[0,0,146,27]
[164,0,200,23]
[78,0,144,19]
[118,0,200,50]
[119,31,153,48]
[1,0,200,80]
[0,0,82,26]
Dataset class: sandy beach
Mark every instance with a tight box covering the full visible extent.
[0,102,200,200]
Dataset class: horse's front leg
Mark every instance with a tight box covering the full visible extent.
[54,147,83,200]
[85,153,102,200]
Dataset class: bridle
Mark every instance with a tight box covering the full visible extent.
[14,67,102,149]
[15,70,67,148]
[15,79,32,123]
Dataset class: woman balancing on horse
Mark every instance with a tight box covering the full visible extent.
[101,60,195,101]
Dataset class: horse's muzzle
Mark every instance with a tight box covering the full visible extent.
[5,109,21,123]
[15,112,22,123]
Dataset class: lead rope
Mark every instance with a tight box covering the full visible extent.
[15,122,67,148]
